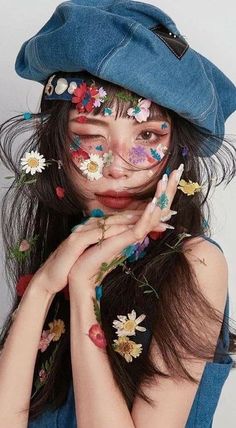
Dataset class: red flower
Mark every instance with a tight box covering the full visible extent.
[148,231,165,240]
[75,115,88,123]
[88,323,107,349]
[55,186,65,199]
[72,82,99,113]
[16,274,34,296]
[71,148,90,161]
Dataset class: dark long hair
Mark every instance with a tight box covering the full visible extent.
[0,70,236,421]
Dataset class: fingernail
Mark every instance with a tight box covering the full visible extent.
[161,173,168,191]
[175,164,184,183]
[162,223,175,230]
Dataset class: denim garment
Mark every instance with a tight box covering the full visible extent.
[28,235,234,428]
[14,0,236,156]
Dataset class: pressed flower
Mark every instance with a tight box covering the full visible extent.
[103,150,114,166]
[79,153,104,181]
[20,150,46,175]
[48,319,65,341]
[128,146,148,164]
[71,147,90,162]
[112,309,146,337]
[148,231,165,240]
[88,323,107,349]
[39,369,48,384]
[38,330,55,352]
[55,186,65,199]
[19,239,30,252]
[112,336,143,362]
[177,179,202,196]
[23,112,32,120]
[93,86,107,108]
[16,274,34,296]
[75,115,88,123]
[103,107,113,116]
[127,98,151,123]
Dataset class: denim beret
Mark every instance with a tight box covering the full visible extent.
[15,0,236,156]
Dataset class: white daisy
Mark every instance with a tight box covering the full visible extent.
[20,150,46,175]
[103,150,114,166]
[112,309,146,337]
[79,153,104,181]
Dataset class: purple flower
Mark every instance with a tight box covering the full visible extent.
[128,146,148,165]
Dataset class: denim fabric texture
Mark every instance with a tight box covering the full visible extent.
[14,0,236,157]
[27,235,234,427]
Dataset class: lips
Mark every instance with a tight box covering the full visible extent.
[95,190,133,209]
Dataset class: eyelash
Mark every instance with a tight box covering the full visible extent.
[72,131,165,145]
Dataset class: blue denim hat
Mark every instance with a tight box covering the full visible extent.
[15,0,236,156]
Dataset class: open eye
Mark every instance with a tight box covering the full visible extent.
[138,130,165,144]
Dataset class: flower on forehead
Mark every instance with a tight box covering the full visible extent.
[128,146,148,165]
[38,330,56,353]
[79,153,104,181]
[72,82,107,113]
[112,336,143,362]
[75,115,88,123]
[55,186,65,199]
[48,319,65,341]
[103,150,114,166]
[103,107,113,116]
[177,179,202,196]
[113,309,146,337]
[161,122,169,129]
[127,98,151,123]
[20,150,46,175]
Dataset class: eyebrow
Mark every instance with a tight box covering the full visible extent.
[70,116,170,126]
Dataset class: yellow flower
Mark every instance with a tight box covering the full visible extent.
[113,336,143,362]
[112,309,146,337]
[177,179,202,196]
[48,319,65,341]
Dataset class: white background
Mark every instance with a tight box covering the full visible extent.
[0,1,235,425]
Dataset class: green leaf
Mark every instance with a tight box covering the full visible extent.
[92,297,101,324]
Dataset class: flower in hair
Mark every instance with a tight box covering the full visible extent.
[103,107,113,116]
[112,336,143,362]
[72,82,107,113]
[112,309,146,337]
[177,179,202,196]
[20,150,46,175]
[127,98,151,123]
[79,153,105,180]
[55,186,65,199]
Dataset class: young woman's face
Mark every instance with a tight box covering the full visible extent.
[67,105,172,215]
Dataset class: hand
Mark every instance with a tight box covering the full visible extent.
[68,166,183,296]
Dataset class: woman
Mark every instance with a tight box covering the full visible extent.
[0,1,236,427]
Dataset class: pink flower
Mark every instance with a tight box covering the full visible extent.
[88,323,107,349]
[127,99,151,123]
[38,330,55,352]
[19,239,30,252]
[55,186,65,199]
[39,369,48,384]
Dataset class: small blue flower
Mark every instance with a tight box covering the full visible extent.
[161,122,168,129]
[90,208,105,218]
[150,148,161,161]
[95,285,103,301]
[23,112,32,120]
[155,193,169,210]
[96,145,103,151]
[202,218,209,229]
[122,244,137,258]
[103,108,112,116]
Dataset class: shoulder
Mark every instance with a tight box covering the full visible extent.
[182,236,228,311]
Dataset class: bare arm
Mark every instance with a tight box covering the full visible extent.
[0,282,55,427]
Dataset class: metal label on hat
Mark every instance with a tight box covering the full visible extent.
[149,24,189,59]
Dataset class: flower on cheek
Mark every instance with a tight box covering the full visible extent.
[128,145,148,165]
[127,98,151,123]
[79,153,105,181]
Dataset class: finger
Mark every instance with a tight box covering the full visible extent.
[72,213,142,233]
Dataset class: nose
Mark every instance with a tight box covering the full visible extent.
[102,150,130,179]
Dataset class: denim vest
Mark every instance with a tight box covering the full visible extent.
[28,236,234,428]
